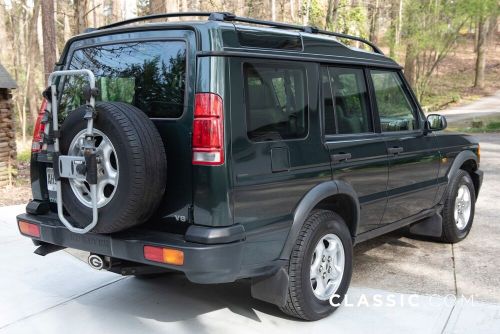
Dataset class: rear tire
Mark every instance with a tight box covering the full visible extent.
[59,102,167,233]
[280,209,353,320]
[440,169,475,243]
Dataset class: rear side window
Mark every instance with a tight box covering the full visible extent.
[61,41,186,118]
[322,67,372,135]
[370,70,418,131]
[244,63,307,142]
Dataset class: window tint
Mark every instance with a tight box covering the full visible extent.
[370,70,418,132]
[322,67,372,135]
[244,63,307,141]
[61,41,186,118]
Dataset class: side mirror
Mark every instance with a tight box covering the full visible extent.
[426,114,447,131]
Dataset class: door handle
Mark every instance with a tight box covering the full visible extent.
[387,146,404,155]
[331,153,352,163]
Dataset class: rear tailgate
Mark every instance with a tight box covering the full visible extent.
[30,28,197,228]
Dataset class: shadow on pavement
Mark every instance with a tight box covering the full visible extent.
[74,273,295,324]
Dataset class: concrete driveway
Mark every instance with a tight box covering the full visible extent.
[1,133,499,333]
[428,91,500,123]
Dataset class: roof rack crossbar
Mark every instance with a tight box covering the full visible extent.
[98,11,384,55]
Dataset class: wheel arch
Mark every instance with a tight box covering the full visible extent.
[279,180,360,260]
[443,150,480,203]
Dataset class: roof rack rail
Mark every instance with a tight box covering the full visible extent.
[98,11,384,55]
[98,12,214,30]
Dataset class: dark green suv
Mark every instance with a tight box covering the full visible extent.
[17,12,483,320]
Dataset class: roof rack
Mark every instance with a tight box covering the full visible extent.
[98,12,384,55]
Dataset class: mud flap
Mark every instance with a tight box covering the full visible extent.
[251,265,289,307]
[409,212,443,238]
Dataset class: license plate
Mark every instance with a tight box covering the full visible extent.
[46,167,57,192]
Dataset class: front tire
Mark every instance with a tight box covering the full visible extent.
[440,169,476,243]
[280,210,353,320]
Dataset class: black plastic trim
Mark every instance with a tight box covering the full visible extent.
[16,213,245,284]
[26,200,50,215]
[185,224,245,244]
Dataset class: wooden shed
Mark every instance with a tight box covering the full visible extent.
[0,63,17,187]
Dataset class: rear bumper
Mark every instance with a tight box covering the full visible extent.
[16,212,245,284]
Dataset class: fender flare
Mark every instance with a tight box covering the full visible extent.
[447,150,478,182]
[279,180,360,260]
[441,150,479,203]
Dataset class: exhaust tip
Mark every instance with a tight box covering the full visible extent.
[88,254,105,270]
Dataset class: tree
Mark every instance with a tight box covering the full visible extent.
[27,0,40,122]
[74,0,89,34]
[467,0,498,89]
[325,0,340,30]
[401,0,469,98]
[41,0,56,84]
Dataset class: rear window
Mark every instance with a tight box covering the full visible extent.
[60,41,186,118]
[244,63,308,142]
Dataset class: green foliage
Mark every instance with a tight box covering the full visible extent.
[308,0,324,27]
[486,122,500,131]
[17,149,31,163]
[401,0,472,99]
[334,0,368,39]
[462,0,498,20]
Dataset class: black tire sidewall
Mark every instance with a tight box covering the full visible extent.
[58,102,167,233]
[299,212,353,320]
[60,106,134,228]
[443,170,476,242]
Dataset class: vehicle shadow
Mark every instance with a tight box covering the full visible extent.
[75,273,296,324]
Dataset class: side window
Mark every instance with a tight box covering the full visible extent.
[370,70,418,132]
[321,67,336,135]
[244,63,307,142]
[322,67,372,135]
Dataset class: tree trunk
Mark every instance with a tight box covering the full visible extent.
[325,0,340,30]
[149,0,166,14]
[368,0,379,43]
[474,16,488,89]
[271,0,276,21]
[303,0,312,25]
[74,0,88,34]
[27,0,40,123]
[404,43,416,89]
[395,0,403,45]
[0,0,8,62]
[388,0,397,58]
[41,0,57,85]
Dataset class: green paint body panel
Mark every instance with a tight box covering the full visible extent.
[27,19,482,281]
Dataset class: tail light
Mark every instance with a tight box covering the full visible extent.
[32,99,48,153]
[192,93,224,165]
[18,220,41,238]
[144,245,184,266]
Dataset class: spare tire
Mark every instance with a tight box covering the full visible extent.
[59,102,167,233]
